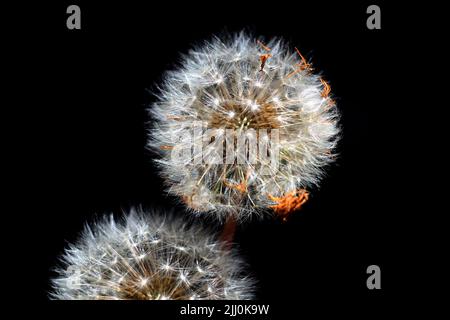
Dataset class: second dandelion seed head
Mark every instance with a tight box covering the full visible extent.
[51,210,254,300]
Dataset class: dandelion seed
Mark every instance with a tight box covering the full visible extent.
[250,101,260,111]
[179,272,188,283]
[137,253,146,260]
[161,263,173,271]
[140,278,148,287]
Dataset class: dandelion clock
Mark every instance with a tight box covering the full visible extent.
[149,33,340,221]
[51,209,254,300]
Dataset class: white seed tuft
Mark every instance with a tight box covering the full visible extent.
[50,209,254,300]
[149,32,340,220]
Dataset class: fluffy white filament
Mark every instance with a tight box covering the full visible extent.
[51,209,254,300]
[149,32,339,220]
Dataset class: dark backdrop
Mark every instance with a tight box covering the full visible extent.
[13,0,404,315]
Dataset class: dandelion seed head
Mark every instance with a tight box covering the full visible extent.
[149,32,340,220]
[51,209,254,300]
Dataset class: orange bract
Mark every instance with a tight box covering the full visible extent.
[285,47,312,79]
[257,40,271,52]
[224,180,247,193]
[320,78,331,98]
[257,40,272,72]
[259,54,272,71]
[224,176,248,193]
[223,169,252,193]
[294,47,310,68]
[268,189,309,221]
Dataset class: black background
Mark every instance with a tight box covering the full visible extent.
[10,0,412,316]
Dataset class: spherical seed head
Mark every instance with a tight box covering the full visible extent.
[51,209,254,300]
[149,32,340,221]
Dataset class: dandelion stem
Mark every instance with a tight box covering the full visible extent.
[220,215,237,251]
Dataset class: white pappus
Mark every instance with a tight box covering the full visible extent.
[149,32,340,221]
[51,209,255,300]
